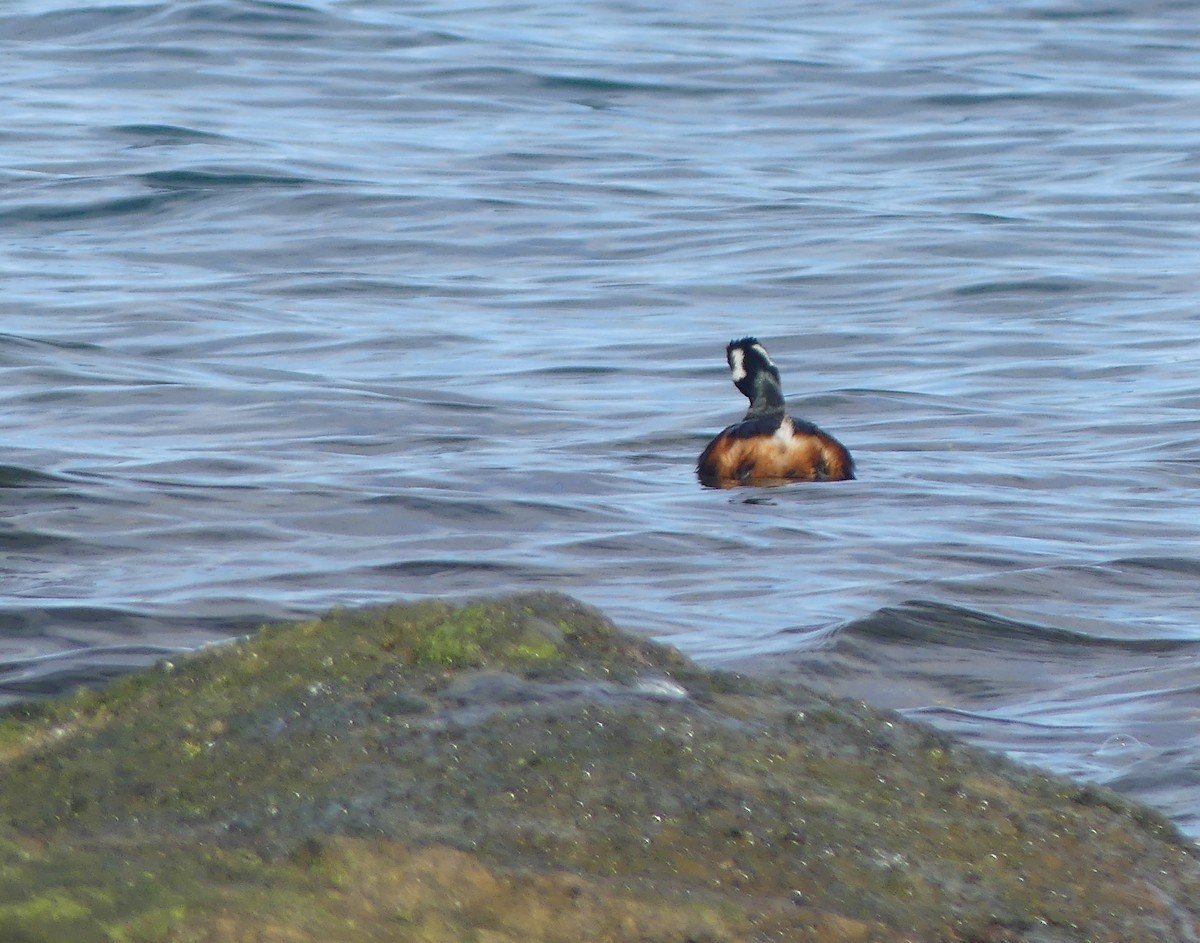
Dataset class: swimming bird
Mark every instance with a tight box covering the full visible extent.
[696,337,854,488]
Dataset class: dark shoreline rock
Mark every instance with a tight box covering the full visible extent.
[0,591,1197,941]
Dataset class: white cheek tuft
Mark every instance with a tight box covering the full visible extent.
[729,348,747,382]
[750,343,775,368]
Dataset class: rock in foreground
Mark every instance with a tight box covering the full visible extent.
[0,592,1196,941]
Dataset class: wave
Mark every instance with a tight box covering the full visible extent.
[837,599,1200,656]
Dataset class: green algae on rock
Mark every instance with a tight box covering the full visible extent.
[0,591,1198,942]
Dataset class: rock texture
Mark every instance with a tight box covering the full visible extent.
[0,592,1197,941]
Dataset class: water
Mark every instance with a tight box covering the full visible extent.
[3,0,1200,834]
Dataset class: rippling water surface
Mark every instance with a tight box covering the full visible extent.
[3,0,1200,833]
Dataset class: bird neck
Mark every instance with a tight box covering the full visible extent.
[744,372,786,418]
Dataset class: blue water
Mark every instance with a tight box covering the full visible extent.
[3,0,1200,834]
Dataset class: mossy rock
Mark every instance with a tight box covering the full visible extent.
[0,592,1197,942]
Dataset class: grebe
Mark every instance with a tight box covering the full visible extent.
[696,337,854,488]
